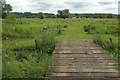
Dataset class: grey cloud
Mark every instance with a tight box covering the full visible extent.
[65,2,90,9]
[104,7,117,11]
[27,1,53,11]
[98,2,113,5]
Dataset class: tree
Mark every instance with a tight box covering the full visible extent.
[37,12,45,19]
[3,4,12,13]
[44,13,56,18]
[1,0,12,18]
[57,9,70,19]
[75,14,80,18]
[6,13,16,25]
[24,12,32,18]
[13,12,24,18]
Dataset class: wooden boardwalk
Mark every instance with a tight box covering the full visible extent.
[45,39,119,80]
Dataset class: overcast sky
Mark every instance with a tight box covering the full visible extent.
[6,0,119,14]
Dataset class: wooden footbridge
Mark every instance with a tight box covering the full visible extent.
[45,39,119,80]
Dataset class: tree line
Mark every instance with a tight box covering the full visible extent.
[13,12,118,19]
[12,9,70,19]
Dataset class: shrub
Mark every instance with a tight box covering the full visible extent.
[35,31,56,54]
[84,25,96,33]
[16,51,28,62]
[56,25,62,35]
[57,28,62,34]
[47,24,62,35]
[37,12,45,19]
[84,26,89,32]
[94,36,119,60]
[5,13,16,25]
[64,25,68,28]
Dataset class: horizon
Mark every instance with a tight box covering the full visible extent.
[12,11,117,15]
[6,0,119,14]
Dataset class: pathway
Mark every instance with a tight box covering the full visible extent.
[45,39,119,80]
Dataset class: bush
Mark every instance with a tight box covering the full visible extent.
[94,36,119,60]
[37,12,45,19]
[47,24,62,35]
[35,31,56,54]
[5,13,16,25]
[64,25,68,28]
[16,51,28,62]
[84,25,96,33]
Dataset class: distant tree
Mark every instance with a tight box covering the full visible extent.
[13,12,24,18]
[44,13,56,18]
[6,13,16,25]
[24,12,32,18]
[75,14,80,18]
[57,9,70,19]
[37,12,45,19]
[70,14,75,18]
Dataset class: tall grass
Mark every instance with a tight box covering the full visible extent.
[2,23,41,39]
[94,36,119,60]
[3,30,56,78]
[35,31,56,54]
[2,50,51,78]
[2,25,57,78]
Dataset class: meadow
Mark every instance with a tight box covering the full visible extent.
[2,18,119,78]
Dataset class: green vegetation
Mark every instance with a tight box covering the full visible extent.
[35,31,56,54]
[94,36,119,59]
[1,0,12,18]
[2,18,119,78]
[5,13,16,25]
[57,9,70,19]
[10,11,118,19]
[3,50,51,78]
[1,0,119,79]
[11,12,118,19]
[70,13,117,18]
[84,25,95,33]
[37,12,45,19]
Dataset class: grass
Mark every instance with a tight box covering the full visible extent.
[2,30,55,78]
[94,35,119,59]
[3,38,35,51]
[3,50,51,78]
[2,18,119,78]
[35,32,56,53]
